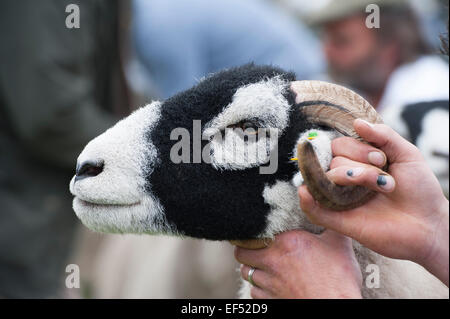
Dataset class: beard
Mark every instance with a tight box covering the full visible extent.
[328,52,390,95]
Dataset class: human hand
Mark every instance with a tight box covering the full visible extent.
[234,230,362,299]
[299,119,449,286]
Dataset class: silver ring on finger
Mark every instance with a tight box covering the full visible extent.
[248,267,256,286]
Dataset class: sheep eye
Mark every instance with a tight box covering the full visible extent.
[228,121,259,135]
[241,122,259,133]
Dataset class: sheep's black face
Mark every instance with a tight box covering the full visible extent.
[70,64,332,240]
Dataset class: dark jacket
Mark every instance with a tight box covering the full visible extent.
[0,0,127,297]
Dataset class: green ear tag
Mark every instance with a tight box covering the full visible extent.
[308,131,318,140]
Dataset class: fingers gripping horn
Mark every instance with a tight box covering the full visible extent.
[290,81,388,211]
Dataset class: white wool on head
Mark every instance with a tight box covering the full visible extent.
[260,129,338,238]
[291,129,341,187]
[70,102,175,235]
[260,180,324,239]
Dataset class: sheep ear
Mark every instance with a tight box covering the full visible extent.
[290,81,387,211]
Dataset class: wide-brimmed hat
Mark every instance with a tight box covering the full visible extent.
[306,0,410,26]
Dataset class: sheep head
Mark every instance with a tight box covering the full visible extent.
[69,64,384,241]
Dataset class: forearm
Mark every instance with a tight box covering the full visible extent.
[421,200,449,287]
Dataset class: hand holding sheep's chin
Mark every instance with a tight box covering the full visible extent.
[299,119,449,287]
[235,230,363,299]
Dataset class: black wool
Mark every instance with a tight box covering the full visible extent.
[145,64,317,240]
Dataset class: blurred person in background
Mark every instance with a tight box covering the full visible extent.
[311,0,448,109]
[0,0,128,298]
[132,0,325,99]
[309,0,449,194]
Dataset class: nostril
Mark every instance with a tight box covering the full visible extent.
[75,160,104,181]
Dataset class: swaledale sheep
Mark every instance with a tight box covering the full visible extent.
[70,64,448,298]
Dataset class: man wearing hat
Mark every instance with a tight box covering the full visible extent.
[309,0,448,108]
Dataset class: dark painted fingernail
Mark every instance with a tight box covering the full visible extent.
[347,168,364,177]
[377,175,395,191]
[377,175,387,186]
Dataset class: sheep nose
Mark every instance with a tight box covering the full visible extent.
[75,160,104,182]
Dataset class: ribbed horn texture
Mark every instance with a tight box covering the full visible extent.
[291,81,383,139]
[290,81,387,211]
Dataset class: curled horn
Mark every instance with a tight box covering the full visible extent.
[291,81,387,211]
